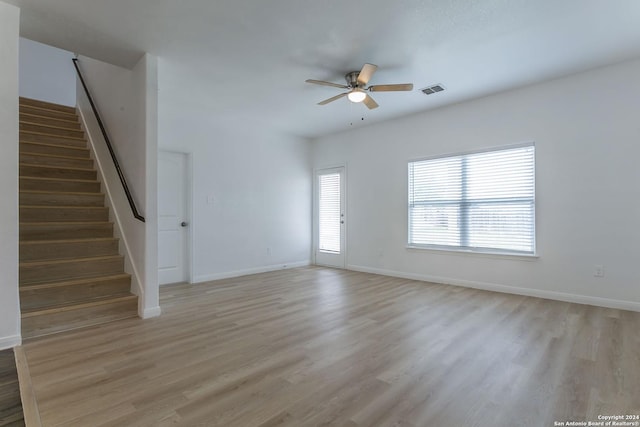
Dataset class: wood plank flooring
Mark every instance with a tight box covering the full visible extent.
[0,349,25,426]
[22,267,640,426]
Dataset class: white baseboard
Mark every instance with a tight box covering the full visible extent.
[141,306,162,319]
[347,264,640,313]
[193,260,311,284]
[0,335,21,351]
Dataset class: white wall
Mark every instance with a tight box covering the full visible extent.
[313,58,640,311]
[0,1,21,349]
[19,38,76,106]
[158,66,312,281]
[76,54,159,317]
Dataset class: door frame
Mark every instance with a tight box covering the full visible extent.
[313,164,347,268]
[158,150,194,284]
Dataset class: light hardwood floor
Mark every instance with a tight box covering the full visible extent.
[22,267,640,426]
[0,349,24,426]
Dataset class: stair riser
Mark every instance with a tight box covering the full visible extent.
[20,132,86,147]
[20,277,131,311]
[20,207,109,222]
[20,239,119,261]
[20,257,124,284]
[20,178,101,193]
[20,98,76,114]
[20,114,80,130]
[20,223,114,240]
[20,142,90,158]
[20,192,105,207]
[20,165,96,180]
[20,153,93,169]
[21,122,84,139]
[21,298,138,340]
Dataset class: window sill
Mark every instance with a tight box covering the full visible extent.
[405,245,539,261]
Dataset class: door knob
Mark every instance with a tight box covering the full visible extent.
[181,222,188,227]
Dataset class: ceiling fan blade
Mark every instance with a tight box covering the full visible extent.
[369,83,414,92]
[357,63,378,86]
[306,79,349,89]
[362,94,379,110]
[318,92,348,105]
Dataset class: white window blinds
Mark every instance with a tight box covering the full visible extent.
[319,173,341,253]
[408,144,535,254]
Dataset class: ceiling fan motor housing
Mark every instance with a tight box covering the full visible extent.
[345,71,364,89]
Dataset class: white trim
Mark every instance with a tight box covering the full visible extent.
[405,245,539,261]
[193,260,311,283]
[347,264,640,313]
[187,152,195,284]
[408,140,535,163]
[313,164,347,268]
[158,150,193,285]
[0,335,21,350]
[141,306,162,319]
[407,143,536,256]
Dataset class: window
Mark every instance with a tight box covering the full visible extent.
[408,144,535,255]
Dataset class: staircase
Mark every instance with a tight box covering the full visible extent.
[19,97,139,340]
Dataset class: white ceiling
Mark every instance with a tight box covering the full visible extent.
[7,0,640,138]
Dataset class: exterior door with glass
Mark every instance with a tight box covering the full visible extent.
[315,167,345,268]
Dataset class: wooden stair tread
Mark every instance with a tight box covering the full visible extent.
[19,106,76,121]
[20,176,99,184]
[22,310,138,340]
[19,205,107,209]
[20,237,119,262]
[20,220,111,225]
[20,141,88,152]
[20,151,91,161]
[20,237,117,245]
[20,190,105,197]
[20,254,122,268]
[20,112,79,124]
[19,97,76,113]
[21,294,137,318]
[19,162,94,172]
[19,130,84,141]
[20,120,83,133]
[19,273,130,291]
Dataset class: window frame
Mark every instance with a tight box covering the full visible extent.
[407,142,536,257]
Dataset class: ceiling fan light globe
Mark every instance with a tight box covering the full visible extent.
[347,90,367,103]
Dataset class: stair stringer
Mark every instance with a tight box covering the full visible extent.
[76,95,145,318]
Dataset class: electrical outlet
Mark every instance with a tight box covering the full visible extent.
[594,264,604,278]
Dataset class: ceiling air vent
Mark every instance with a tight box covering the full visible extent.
[421,84,445,95]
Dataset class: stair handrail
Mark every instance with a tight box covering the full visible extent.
[72,58,145,223]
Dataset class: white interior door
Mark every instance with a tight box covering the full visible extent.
[158,151,190,284]
[315,167,346,268]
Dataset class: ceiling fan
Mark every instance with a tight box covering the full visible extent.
[305,63,413,110]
